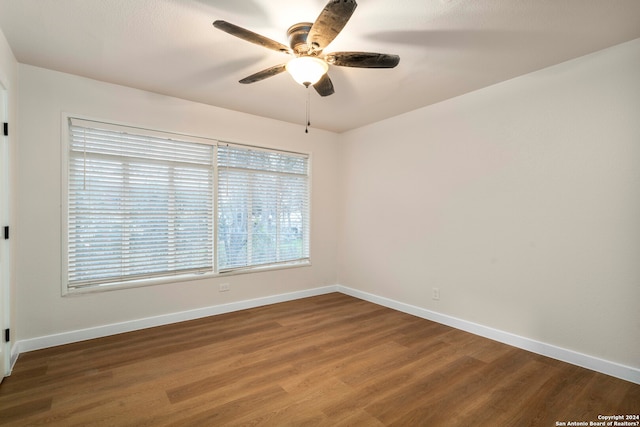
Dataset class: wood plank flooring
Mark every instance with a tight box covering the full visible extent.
[1,293,638,426]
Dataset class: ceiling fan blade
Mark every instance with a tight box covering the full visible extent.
[313,74,335,97]
[325,52,400,68]
[239,64,287,84]
[307,0,357,52]
[213,20,292,55]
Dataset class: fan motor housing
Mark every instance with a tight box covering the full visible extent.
[287,22,315,55]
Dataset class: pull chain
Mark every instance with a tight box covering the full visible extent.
[305,85,311,134]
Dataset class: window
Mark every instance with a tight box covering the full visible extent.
[63,117,310,292]
[217,145,310,271]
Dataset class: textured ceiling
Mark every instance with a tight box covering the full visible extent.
[1,0,640,133]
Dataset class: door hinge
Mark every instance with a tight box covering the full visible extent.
[3,226,7,240]
[3,329,8,343]
[2,122,7,136]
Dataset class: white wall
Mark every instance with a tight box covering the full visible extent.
[337,38,640,369]
[15,64,339,342]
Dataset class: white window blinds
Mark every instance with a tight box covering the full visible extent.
[217,145,310,272]
[64,117,311,292]
[66,118,214,289]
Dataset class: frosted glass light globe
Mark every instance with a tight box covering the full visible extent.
[286,56,329,86]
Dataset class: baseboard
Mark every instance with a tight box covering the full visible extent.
[9,343,19,374]
[11,284,639,385]
[337,285,640,385]
[15,285,338,355]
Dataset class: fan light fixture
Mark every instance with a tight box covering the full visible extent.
[213,0,400,132]
[286,56,328,87]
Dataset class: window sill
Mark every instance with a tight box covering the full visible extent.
[63,260,312,296]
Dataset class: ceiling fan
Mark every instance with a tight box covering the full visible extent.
[213,0,400,97]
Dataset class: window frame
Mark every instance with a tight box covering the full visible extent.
[61,114,311,295]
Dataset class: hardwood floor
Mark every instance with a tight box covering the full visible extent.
[1,293,638,426]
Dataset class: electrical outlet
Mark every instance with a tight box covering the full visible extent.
[219,283,230,292]
[432,287,440,301]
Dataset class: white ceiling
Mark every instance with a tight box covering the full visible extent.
[1,0,640,133]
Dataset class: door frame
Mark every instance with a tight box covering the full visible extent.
[0,77,11,379]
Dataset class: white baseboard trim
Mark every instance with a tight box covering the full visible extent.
[9,343,19,373]
[337,285,640,385]
[11,284,639,385]
[15,285,338,356]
